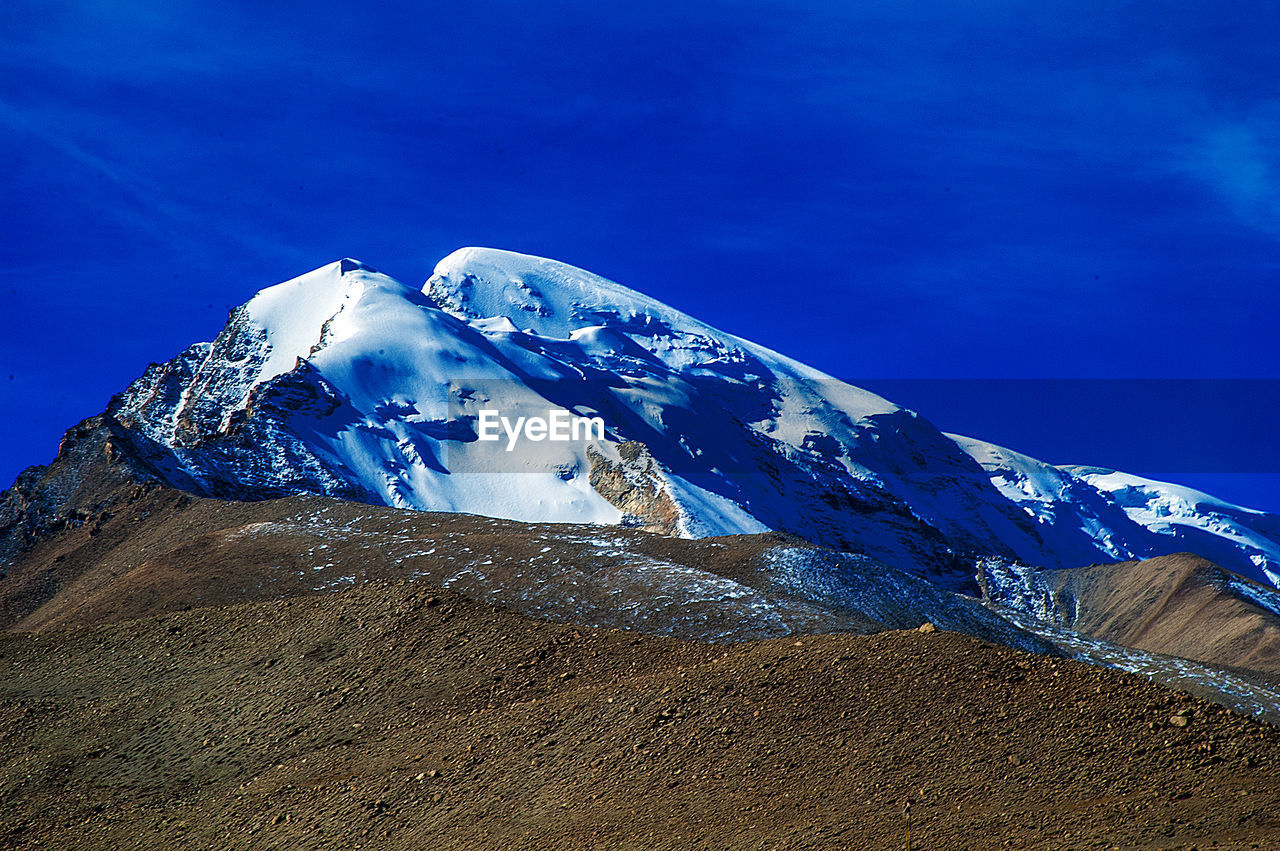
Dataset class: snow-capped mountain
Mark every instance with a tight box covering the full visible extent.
[100,247,1279,589]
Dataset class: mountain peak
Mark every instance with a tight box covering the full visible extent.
[338,257,378,274]
[425,246,703,341]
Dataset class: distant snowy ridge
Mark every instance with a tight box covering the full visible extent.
[954,435,1280,586]
[1067,467,1280,586]
[104,247,1280,589]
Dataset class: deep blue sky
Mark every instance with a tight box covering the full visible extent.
[2,1,1278,511]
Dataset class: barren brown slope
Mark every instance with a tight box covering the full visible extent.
[3,581,1280,850]
[0,415,155,626]
[10,412,1280,679]
[1035,554,1280,677]
[0,416,875,640]
[0,481,883,640]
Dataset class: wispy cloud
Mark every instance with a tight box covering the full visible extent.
[0,99,175,225]
[1183,117,1280,235]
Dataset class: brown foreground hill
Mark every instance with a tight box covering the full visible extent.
[4,577,1280,850]
[5,438,1280,847]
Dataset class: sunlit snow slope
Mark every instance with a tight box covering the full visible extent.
[106,248,1280,589]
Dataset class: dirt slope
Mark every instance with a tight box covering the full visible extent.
[1039,554,1280,677]
[3,581,1280,850]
